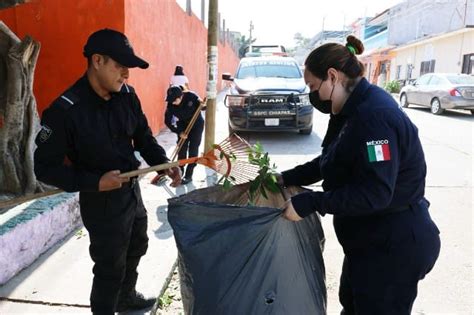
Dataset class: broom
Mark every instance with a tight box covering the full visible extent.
[0,134,259,210]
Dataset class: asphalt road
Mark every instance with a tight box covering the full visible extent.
[230,103,473,314]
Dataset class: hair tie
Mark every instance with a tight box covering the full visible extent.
[346,44,357,55]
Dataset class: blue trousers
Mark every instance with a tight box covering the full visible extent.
[338,207,440,315]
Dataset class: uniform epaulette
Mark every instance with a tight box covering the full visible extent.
[121,83,135,94]
[55,90,80,110]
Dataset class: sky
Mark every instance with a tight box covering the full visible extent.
[217,0,405,47]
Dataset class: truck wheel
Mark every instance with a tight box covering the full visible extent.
[299,126,312,135]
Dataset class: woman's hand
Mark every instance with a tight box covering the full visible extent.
[282,199,303,222]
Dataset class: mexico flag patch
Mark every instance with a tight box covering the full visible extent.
[366,139,391,162]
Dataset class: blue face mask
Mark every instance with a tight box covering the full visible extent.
[309,79,333,114]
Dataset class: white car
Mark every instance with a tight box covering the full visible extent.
[399,73,474,115]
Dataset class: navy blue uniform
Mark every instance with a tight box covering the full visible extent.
[34,75,169,313]
[282,78,440,314]
[164,91,204,179]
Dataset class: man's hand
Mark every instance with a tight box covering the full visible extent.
[179,132,188,140]
[165,166,182,187]
[282,199,303,222]
[99,170,129,191]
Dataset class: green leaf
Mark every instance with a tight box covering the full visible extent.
[223,178,232,190]
[249,177,261,193]
[265,178,280,193]
[260,185,268,199]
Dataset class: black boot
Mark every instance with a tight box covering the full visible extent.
[116,269,155,312]
[181,176,192,185]
[116,289,156,312]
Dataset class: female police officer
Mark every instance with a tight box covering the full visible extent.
[164,85,206,185]
[280,35,440,314]
[34,29,181,314]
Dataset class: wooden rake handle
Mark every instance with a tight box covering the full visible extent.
[1,135,213,209]
[0,160,187,209]
[118,155,203,179]
[119,161,180,178]
[170,100,206,161]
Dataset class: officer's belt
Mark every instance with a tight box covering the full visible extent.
[122,177,138,189]
[375,199,424,216]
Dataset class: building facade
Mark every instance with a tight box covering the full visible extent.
[390,27,474,82]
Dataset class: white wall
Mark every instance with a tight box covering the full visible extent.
[390,29,474,80]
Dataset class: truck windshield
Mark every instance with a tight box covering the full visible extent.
[236,61,301,79]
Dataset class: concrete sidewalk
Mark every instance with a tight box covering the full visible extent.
[0,128,226,315]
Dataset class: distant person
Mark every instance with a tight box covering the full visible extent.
[279,35,440,314]
[170,65,190,91]
[164,85,206,185]
[34,28,181,314]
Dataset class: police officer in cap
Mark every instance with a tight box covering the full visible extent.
[34,28,181,314]
[279,35,440,314]
[164,85,206,185]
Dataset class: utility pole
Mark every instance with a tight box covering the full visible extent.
[463,0,468,26]
[321,16,326,45]
[249,20,254,42]
[204,0,218,152]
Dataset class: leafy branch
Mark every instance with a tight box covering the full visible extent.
[246,142,280,205]
[216,142,279,205]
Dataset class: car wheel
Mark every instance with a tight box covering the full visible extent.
[400,93,409,108]
[299,126,312,135]
[470,109,474,115]
[430,98,444,115]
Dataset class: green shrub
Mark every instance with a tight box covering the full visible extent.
[383,80,401,93]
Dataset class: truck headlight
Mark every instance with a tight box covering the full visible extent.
[225,95,247,107]
[297,94,310,106]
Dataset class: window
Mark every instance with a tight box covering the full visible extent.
[428,76,444,86]
[236,61,301,79]
[416,74,432,85]
[446,74,474,85]
[406,64,413,79]
[420,59,436,76]
[462,53,474,74]
[395,65,402,80]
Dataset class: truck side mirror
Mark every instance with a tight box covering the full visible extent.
[222,73,234,81]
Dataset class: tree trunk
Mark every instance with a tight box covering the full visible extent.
[0,21,42,200]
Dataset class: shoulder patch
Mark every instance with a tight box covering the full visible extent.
[56,91,80,109]
[366,139,391,162]
[38,124,53,142]
[121,83,135,94]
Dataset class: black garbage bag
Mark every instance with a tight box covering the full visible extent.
[168,183,327,315]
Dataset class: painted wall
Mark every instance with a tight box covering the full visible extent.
[0,0,239,134]
[0,0,124,115]
[391,29,474,80]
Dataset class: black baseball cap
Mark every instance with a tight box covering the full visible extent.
[166,86,184,102]
[83,28,149,69]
